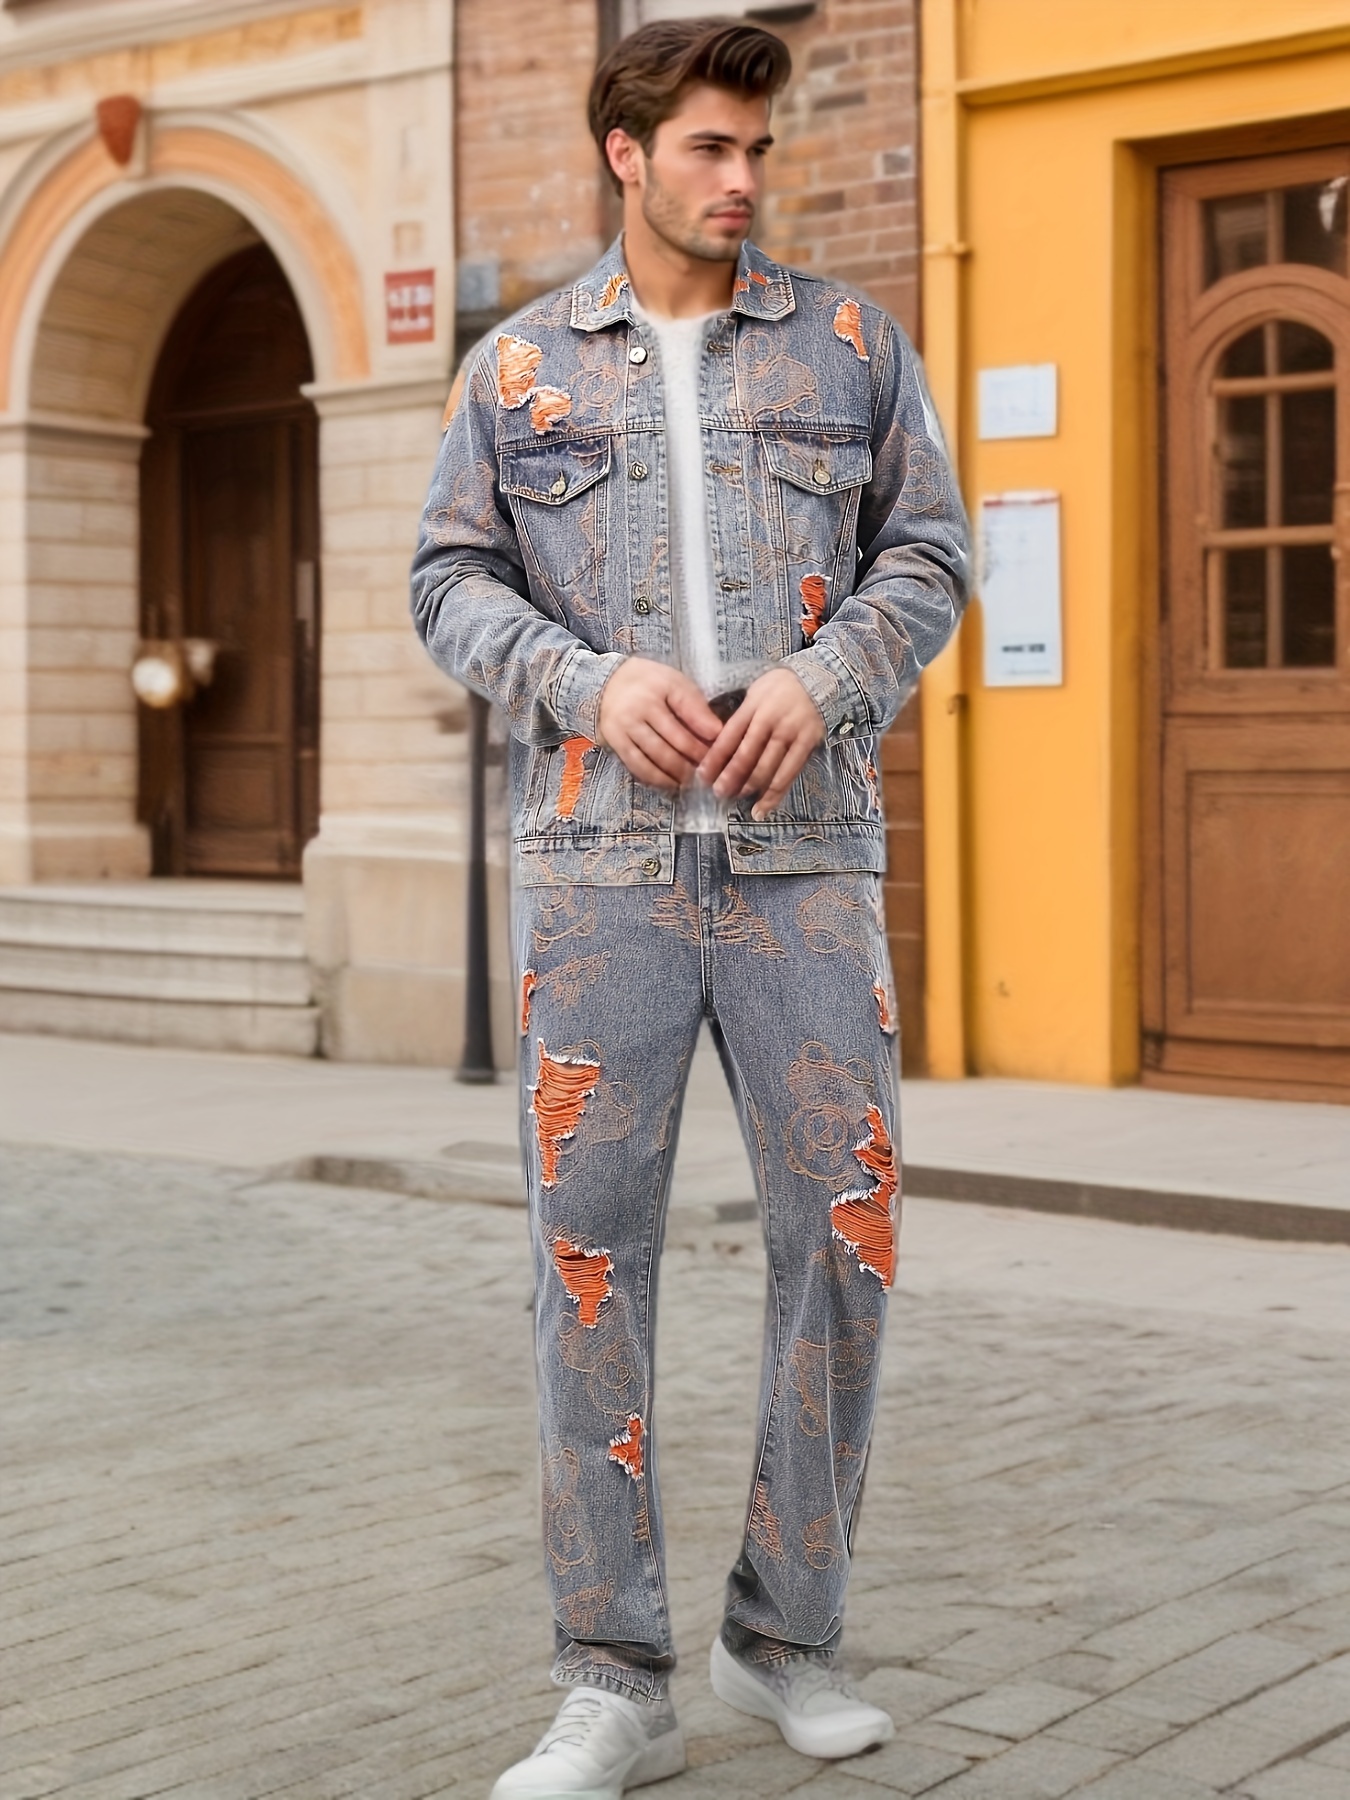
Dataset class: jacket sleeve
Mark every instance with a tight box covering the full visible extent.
[783,311,971,739]
[409,344,624,747]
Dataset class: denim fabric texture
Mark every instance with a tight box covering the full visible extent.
[411,237,971,886]
[517,833,900,1701]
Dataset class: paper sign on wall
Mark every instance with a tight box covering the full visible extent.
[980,491,1063,687]
[385,269,435,344]
[978,364,1058,439]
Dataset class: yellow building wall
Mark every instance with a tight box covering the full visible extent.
[920,0,1350,1082]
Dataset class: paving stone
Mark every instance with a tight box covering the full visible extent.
[901,1722,1013,1762]
[915,1732,1118,1797]
[1132,1715,1303,1788]
[1308,1725,1350,1769]
[1237,1760,1350,1800]
[1044,1698,1178,1756]
[930,1680,1091,1740]
[1223,1652,1350,1741]
[3,1143,1350,1799]
[836,1736,970,1793]
[1071,1769,1219,1799]
[1108,1629,1317,1724]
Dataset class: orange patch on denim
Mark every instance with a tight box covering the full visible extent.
[734,277,750,295]
[608,1413,644,1480]
[530,386,572,434]
[748,269,770,286]
[799,573,828,642]
[873,982,895,1035]
[531,1042,600,1186]
[552,1236,613,1325]
[556,737,594,819]
[831,1104,897,1286]
[600,272,629,308]
[833,299,868,361]
[520,969,538,1036]
[495,334,543,408]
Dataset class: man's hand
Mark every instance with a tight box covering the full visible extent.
[697,667,826,820]
[596,656,723,791]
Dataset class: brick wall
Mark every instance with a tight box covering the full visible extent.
[453,0,609,357]
[757,0,920,339]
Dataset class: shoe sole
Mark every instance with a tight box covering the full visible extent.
[709,1640,894,1760]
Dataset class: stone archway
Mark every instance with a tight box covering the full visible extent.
[0,118,367,883]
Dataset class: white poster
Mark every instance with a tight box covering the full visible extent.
[978,364,1058,440]
[980,491,1063,687]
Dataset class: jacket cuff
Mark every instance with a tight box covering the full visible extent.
[552,645,627,741]
[784,643,873,742]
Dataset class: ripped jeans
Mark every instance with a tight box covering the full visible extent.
[514,832,901,1703]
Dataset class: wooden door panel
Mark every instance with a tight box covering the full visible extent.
[1163,723,1350,1045]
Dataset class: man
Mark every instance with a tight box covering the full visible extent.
[412,19,969,1797]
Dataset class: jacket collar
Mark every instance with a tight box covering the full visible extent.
[569,235,795,332]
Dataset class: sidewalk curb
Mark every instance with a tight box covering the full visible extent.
[280,1153,1350,1246]
[904,1165,1350,1246]
[279,1154,526,1208]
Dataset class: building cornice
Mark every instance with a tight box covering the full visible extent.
[0,0,342,73]
[949,21,1350,109]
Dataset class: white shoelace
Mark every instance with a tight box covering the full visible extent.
[537,1690,613,1754]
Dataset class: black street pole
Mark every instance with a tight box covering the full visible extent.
[456,690,496,1083]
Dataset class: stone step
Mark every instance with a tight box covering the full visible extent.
[0,941,312,1004]
[0,883,305,957]
[0,881,317,1057]
[0,988,318,1057]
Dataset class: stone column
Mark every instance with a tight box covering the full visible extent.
[0,417,151,885]
[302,375,514,1067]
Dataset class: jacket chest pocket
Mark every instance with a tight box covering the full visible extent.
[764,432,872,643]
[501,438,611,593]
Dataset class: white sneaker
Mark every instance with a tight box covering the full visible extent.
[490,1685,686,1798]
[709,1637,894,1760]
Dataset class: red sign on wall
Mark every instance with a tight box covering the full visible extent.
[385,269,435,344]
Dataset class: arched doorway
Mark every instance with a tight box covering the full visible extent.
[138,243,320,878]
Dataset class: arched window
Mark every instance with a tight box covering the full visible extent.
[1211,318,1336,668]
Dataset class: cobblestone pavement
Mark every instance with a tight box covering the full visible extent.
[3,1143,1349,1800]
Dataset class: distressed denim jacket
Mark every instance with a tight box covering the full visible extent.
[410,238,970,886]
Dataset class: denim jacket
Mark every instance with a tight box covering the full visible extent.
[411,238,970,886]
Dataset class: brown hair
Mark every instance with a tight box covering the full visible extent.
[588,18,792,193]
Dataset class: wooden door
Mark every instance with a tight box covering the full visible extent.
[138,245,320,878]
[1148,151,1350,1100]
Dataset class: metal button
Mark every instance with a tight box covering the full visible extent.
[628,343,648,364]
[837,719,855,737]
[813,461,831,486]
[629,461,649,481]
[633,597,651,615]
[640,856,660,875]
[549,475,568,497]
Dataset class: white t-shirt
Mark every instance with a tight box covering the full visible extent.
[633,302,726,834]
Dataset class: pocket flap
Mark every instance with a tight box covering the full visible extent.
[501,438,612,505]
[765,433,872,495]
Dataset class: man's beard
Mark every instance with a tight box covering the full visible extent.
[641,168,752,264]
